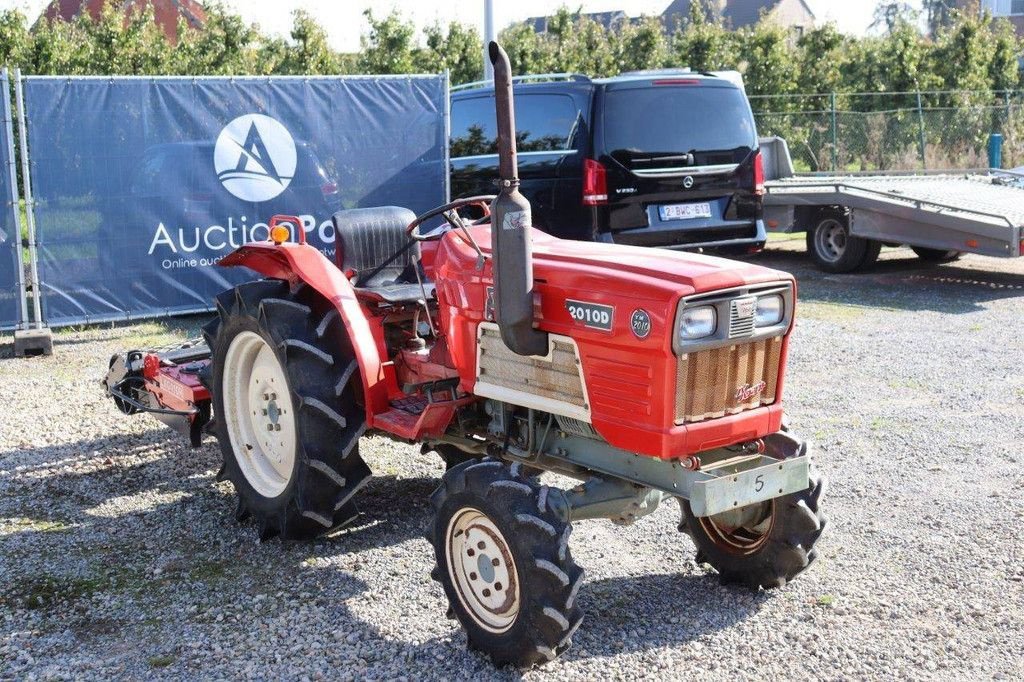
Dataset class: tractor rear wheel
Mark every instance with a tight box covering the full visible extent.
[681,451,827,590]
[204,280,371,541]
[428,459,584,669]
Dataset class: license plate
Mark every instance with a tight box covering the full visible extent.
[659,202,712,221]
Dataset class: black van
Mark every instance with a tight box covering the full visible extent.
[450,71,766,251]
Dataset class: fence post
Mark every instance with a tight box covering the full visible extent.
[830,92,838,172]
[12,69,52,356]
[1,68,28,332]
[915,90,927,170]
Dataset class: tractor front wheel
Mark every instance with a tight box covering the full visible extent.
[428,459,584,669]
[205,280,371,541]
[681,439,827,590]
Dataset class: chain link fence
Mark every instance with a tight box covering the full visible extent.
[751,90,1024,173]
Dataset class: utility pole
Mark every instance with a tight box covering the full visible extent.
[483,0,495,82]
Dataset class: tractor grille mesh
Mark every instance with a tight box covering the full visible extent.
[675,336,783,424]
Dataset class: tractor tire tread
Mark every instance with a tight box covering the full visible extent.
[207,279,369,541]
[428,460,584,669]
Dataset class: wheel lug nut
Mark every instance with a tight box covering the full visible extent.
[482,589,491,597]
[467,549,474,557]
[491,558,499,567]
[494,582,502,591]
[261,409,268,416]
[266,424,274,431]
[470,572,477,580]
[263,393,269,401]
[270,393,277,400]
[274,424,282,431]
[477,541,485,550]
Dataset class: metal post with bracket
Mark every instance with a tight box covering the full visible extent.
[12,69,52,357]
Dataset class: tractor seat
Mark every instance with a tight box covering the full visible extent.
[332,206,434,304]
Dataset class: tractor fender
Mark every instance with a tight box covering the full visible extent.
[219,242,391,417]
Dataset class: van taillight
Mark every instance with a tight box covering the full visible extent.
[583,159,608,206]
[754,151,765,196]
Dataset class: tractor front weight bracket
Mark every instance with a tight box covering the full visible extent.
[497,418,811,519]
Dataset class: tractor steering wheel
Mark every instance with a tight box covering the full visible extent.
[406,195,496,241]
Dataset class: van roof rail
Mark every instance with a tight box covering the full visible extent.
[451,73,592,92]
[617,67,694,77]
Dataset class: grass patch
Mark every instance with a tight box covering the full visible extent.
[147,654,175,668]
[187,560,227,582]
[0,517,72,535]
[14,574,107,609]
[869,416,892,431]
[766,231,801,243]
[816,594,835,607]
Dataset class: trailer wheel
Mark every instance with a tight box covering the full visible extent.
[681,440,827,590]
[911,246,961,264]
[204,280,370,541]
[806,209,875,273]
[428,459,584,669]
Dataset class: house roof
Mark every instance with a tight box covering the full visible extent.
[41,0,206,42]
[526,10,629,33]
[662,0,815,30]
[722,0,815,29]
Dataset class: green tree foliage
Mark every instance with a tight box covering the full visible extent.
[357,9,417,75]
[611,16,668,73]
[420,21,483,84]
[0,0,1018,99]
[672,0,736,71]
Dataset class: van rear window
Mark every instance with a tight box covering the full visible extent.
[451,93,580,157]
[601,85,756,165]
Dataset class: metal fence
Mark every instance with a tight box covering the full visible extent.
[751,90,1024,173]
[0,69,26,331]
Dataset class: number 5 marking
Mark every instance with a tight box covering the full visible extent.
[754,474,764,492]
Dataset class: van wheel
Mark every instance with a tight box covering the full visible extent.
[806,209,875,273]
[911,247,961,264]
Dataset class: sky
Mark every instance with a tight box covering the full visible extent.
[0,0,880,52]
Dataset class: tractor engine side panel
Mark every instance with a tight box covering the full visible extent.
[434,229,789,459]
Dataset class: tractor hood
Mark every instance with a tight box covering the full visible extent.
[472,226,790,296]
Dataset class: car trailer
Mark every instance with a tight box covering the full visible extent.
[759,137,1024,273]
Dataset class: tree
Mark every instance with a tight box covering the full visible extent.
[281,9,340,75]
[611,16,668,73]
[796,24,848,94]
[870,2,918,34]
[0,9,32,69]
[357,9,417,75]
[923,0,958,38]
[672,0,736,71]
[499,21,554,76]
[419,21,483,85]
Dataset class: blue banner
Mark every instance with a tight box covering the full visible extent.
[22,75,448,326]
[1,70,23,331]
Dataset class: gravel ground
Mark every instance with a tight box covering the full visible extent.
[1,241,1023,681]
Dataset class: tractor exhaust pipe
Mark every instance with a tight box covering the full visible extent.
[488,41,549,357]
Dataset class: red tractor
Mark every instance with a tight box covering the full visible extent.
[105,43,825,669]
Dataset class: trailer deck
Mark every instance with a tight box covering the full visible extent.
[760,138,1024,264]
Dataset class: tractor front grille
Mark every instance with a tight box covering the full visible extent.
[675,336,783,424]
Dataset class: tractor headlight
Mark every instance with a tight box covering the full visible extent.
[754,294,784,327]
[679,306,717,341]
